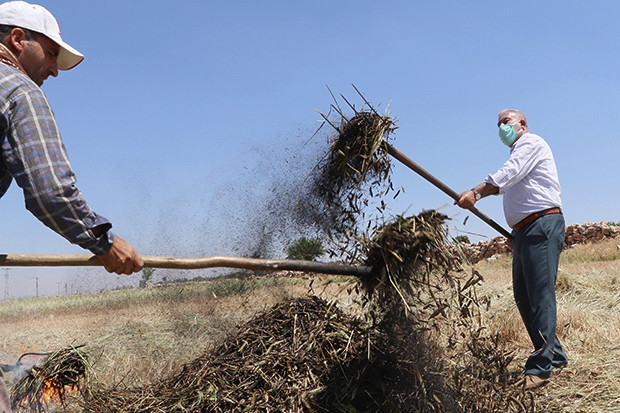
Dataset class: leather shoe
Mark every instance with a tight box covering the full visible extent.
[516,374,550,391]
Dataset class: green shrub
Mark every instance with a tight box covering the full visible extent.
[286,237,325,261]
[454,235,471,244]
[139,267,155,288]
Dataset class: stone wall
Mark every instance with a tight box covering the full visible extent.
[460,222,620,263]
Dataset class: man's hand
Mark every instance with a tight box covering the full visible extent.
[97,235,144,275]
[455,190,476,209]
[454,183,499,209]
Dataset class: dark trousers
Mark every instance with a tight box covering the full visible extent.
[512,213,568,378]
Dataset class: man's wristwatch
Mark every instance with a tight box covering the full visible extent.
[472,190,482,201]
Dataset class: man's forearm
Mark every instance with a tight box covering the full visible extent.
[471,182,500,199]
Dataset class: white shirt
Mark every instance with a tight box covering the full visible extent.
[484,133,562,228]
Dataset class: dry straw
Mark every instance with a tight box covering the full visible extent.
[11,345,89,413]
[79,296,388,412]
[8,213,535,412]
[361,210,462,298]
[8,91,542,412]
[311,89,398,252]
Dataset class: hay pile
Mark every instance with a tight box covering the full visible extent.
[73,295,456,412]
[15,206,528,413]
[9,210,534,412]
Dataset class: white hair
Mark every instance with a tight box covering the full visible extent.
[498,109,527,123]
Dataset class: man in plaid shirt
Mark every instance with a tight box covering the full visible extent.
[0,2,144,410]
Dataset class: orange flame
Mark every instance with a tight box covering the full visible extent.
[39,377,77,405]
[40,378,61,404]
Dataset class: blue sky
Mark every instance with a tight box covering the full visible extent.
[2,0,619,297]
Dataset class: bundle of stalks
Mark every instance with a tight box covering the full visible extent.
[312,97,398,242]
[361,210,463,297]
[11,345,89,413]
[320,109,395,192]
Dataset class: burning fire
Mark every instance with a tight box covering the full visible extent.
[40,377,62,404]
[15,375,78,411]
[11,346,88,412]
[39,376,78,405]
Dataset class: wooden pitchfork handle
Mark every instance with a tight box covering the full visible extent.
[386,144,513,240]
[0,254,375,277]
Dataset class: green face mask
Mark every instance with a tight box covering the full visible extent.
[499,122,520,147]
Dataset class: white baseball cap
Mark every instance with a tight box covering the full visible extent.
[0,1,83,70]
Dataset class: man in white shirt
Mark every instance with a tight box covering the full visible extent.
[455,109,568,391]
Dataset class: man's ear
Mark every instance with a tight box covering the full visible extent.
[7,27,27,54]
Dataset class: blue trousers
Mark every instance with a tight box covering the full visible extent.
[511,213,568,378]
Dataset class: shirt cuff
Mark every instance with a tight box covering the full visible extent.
[87,227,115,255]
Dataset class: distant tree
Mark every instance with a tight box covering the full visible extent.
[608,221,620,227]
[286,237,325,261]
[140,267,155,288]
[454,235,471,244]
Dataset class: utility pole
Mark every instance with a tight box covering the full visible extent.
[3,268,8,300]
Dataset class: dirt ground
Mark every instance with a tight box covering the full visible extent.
[0,275,356,389]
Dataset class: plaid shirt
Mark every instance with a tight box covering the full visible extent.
[0,63,114,254]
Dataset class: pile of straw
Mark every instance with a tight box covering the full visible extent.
[70,208,527,412]
[77,296,451,412]
[8,206,535,412]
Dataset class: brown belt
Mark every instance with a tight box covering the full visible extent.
[512,207,562,232]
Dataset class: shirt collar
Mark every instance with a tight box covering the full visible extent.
[0,43,26,74]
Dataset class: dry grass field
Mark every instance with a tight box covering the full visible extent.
[1,237,620,412]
